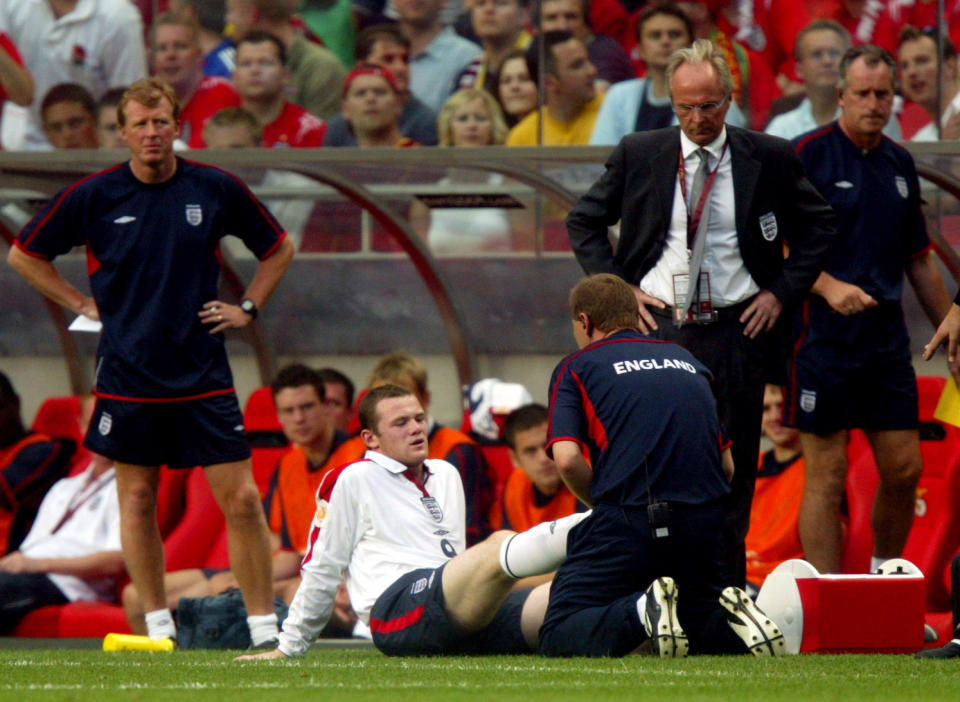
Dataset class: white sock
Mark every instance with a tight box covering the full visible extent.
[144,608,176,641]
[870,556,887,572]
[498,510,591,579]
[636,593,648,622]
[248,612,279,646]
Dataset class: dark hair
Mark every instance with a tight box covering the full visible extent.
[174,0,226,34]
[526,30,576,79]
[569,274,640,333]
[358,384,414,433]
[41,83,96,120]
[317,368,356,407]
[270,363,326,403]
[635,2,693,45]
[236,29,288,65]
[0,370,25,448]
[355,23,410,62]
[838,44,898,92]
[503,403,549,449]
[96,86,128,113]
[249,0,296,23]
[532,0,593,31]
[898,25,958,61]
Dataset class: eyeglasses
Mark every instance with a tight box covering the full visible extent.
[673,96,729,115]
[801,48,843,62]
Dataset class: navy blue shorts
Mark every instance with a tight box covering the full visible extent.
[84,392,251,468]
[786,299,918,434]
[370,564,532,656]
[539,502,745,657]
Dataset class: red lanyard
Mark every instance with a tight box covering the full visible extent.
[678,141,728,250]
[50,469,113,535]
[402,467,432,498]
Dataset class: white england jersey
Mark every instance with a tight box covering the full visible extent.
[278,450,466,657]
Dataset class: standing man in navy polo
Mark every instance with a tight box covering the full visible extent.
[7,77,295,647]
[538,274,784,658]
[789,45,952,575]
[566,39,836,586]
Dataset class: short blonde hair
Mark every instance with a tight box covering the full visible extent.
[666,38,735,99]
[117,78,180,127]
[368,352,428,398]
[437,88,509,146]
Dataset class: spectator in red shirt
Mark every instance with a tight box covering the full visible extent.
[341,64,417,147]
[151,11,241,148]
[233,30,326,148]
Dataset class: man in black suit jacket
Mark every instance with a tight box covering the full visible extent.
[565,39,836,586]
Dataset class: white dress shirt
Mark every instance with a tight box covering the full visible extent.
[639,126,760,308]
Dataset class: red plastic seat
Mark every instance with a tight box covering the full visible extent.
[31,395,89,474]
[843,377,960,614]
[163,467,229,572]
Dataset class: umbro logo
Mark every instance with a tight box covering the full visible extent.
[834,181,854,189]
[113,216,136,224]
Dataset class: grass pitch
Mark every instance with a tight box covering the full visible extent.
[1,648,957,702]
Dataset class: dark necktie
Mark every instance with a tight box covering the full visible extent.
[687,148,710,219]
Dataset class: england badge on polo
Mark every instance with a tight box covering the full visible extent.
[185,204,202,226]
[895,176,908,199]
[800,390,817,413]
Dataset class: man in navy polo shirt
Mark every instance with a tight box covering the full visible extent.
[788,45,952,576]
[538,274,784,658]
[7,77,295,648]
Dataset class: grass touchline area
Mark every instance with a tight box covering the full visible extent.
[1,648,958,701]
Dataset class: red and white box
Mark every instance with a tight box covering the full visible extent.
[756,559,926,654]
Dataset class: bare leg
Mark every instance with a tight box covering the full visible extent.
[121,569,212,634]
[115,464,165,613]
[797,431,849,573]
[519,582,551,649]
[204,459,273,616]
[866,429,922,559]
[441,531,517,632]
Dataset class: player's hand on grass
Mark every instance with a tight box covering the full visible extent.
[234,649,287,661]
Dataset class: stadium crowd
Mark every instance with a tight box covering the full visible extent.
[3,0,960,153]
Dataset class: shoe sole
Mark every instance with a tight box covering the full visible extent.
[644,577,689,658]
[719,587,786,657]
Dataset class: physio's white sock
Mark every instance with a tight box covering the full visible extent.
[145,608,176,641]
[498,510,592,578]
[248,612,279,646]
[636,593,648,623]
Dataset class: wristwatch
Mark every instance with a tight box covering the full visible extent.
[239,299,258,319]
